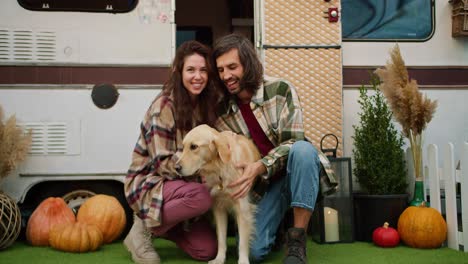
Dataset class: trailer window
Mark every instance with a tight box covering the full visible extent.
[18,0,138,13]
[342,0,434,41]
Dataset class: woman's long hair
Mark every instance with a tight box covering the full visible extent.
[161,40,219,131]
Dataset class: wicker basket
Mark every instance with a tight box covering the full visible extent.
[451,0,468,37]
[0,191,21,250]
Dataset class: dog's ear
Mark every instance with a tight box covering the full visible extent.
[213,135,231,163]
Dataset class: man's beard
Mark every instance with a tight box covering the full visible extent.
[224,76,242,94]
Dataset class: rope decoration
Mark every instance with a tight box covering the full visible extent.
[0,192,21,250]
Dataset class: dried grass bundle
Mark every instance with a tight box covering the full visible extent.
[0,105,32,180]
[374,44,437,180]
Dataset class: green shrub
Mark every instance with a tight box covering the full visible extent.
[352,77,407,195]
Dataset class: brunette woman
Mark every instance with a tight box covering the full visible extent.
[124,40,220,264]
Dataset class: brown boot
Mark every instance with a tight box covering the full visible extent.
[283,228,307,264]
[124,215,161,264]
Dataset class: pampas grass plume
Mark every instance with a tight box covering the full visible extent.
[0,105,32,180]
[374,44,437,137]
[374,44,437,180]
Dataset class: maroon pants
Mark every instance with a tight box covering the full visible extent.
[150,180,217,261]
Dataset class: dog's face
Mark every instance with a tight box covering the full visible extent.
[176,124,231,176]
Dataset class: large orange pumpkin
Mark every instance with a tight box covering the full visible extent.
[397,204,447,248]
[26,197,76,246]
[77,194,126,243]
[49,222,103,253]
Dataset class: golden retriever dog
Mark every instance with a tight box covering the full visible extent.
[176,124,260,264]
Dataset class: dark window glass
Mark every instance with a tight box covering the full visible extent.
[18,0,138,13]
[342,0,434,41]
[176,27,213,48]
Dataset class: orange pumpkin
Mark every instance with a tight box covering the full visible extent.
[397,204,447,248]
[26,197,76,246]
[49,222,103,252]
[77,194,126,243]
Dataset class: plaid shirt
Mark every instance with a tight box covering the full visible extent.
[214,76,305,180]
[124,93,187,228]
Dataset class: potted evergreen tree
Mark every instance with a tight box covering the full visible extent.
[352,76,408,242]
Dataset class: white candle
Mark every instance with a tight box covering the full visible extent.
[324,206,339,242]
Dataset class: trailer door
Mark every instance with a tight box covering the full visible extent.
[255,0,343,155]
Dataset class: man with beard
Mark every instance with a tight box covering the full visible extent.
[212,33,320,264]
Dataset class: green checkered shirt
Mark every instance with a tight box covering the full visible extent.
[214,76,305,180]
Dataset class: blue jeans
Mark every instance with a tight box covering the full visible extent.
[250,140,320,262]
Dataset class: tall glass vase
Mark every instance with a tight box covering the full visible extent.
[409,180,427,206]
[408,134,428,206]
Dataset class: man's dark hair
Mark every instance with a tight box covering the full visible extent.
[212,34,263,94]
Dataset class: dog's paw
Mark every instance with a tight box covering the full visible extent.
[208,257,225,264]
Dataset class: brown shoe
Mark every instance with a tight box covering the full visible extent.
[124,215,161,264]
[283,228,307,264]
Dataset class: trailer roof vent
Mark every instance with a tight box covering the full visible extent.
[0,28,56,62]
[13,30,34,61]
[0,29,11,61]
[35,31,56,61]
[20,122,67,155]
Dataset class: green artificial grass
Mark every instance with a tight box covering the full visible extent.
[1,237,467,264]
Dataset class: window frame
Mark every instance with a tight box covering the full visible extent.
[342,0,436,42]
[17,0,139,13]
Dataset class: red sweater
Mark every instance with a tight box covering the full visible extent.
[237,102,275,157]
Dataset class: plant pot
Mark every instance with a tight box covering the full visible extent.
[353,193,408,242]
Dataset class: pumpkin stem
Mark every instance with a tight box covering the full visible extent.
[383,222,389,228]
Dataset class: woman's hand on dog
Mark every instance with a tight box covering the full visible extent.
[228,161,266,199]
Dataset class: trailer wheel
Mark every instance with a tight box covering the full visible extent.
[62,189,97,214]
[21,180,133,240]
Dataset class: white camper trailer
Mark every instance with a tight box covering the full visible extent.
[0,0,467,233]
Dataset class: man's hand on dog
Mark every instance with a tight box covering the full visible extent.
[228,161,266,199]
